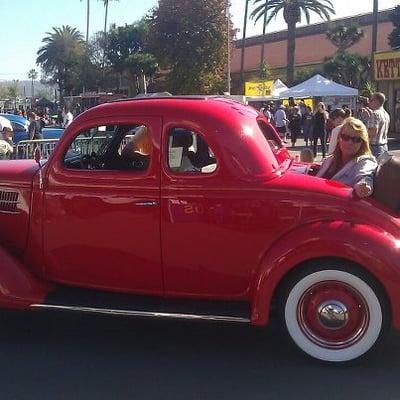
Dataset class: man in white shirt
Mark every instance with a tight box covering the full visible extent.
[62,106,74,128]
[367,92,390,159]
[274,103,288,141]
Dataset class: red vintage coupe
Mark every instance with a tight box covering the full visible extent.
[0,97,399,363]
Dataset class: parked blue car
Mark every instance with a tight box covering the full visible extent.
[0,114,64,143]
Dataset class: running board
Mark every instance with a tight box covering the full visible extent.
[30,304,250,324]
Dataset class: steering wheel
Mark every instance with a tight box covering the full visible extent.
[80,152,104,169]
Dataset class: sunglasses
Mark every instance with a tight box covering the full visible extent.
[340,133,362,144]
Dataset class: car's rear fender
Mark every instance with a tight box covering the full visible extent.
[0,246,53,309]
[251,221,400,328]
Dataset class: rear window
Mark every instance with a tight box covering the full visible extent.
[257,120,282,155]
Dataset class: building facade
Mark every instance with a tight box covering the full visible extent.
[231,9,398,133]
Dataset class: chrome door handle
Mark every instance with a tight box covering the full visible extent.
[134,201,158,207]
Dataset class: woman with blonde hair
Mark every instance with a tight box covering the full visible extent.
[317,117,377,198]
[121,125,152,170]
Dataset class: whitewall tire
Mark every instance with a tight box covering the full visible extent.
[283,268,386,363]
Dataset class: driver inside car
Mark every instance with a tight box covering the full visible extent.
[120,125,152,170]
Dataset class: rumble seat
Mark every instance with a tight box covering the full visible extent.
[373,154,400,213]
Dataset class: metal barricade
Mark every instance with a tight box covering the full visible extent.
[13,134,136,160]
[15,139,60,160]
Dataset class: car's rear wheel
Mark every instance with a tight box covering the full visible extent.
[282,264,389,363]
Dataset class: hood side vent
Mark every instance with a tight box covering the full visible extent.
[0,190,19,213]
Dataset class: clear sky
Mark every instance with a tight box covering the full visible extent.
[0,0,398,81]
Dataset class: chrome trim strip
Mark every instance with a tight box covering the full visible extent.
[30,304,250,323]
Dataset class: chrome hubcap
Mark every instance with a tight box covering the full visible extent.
[318,301,349,330]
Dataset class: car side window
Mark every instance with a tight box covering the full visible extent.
[64,124,151,171]
[168,128,217,174]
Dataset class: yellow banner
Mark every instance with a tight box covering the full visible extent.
[245,80,274,96]
[282,98,313,109]
[374,50,400,81]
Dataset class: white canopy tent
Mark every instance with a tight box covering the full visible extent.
[279,74,358,98]
[271,79,289,97]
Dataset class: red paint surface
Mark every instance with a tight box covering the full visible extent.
[0,98,398,330]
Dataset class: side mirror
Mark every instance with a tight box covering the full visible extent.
[34,146,41,165]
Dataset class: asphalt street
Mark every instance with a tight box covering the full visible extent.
[0,310,400,400]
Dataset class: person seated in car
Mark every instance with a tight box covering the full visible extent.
[0,127,14,159]
[317,117,377,198]
[121,126,152,170]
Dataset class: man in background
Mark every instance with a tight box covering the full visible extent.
[367,92,390,159]
[62,106,74,128]
[274,102,288,142]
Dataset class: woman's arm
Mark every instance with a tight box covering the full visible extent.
[353,158,378,198]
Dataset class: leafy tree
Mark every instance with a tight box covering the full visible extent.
[388,5,400,50]
[0,84,8,99]
[326,24,364,53]
[294,66,319,85]
[36,88,56,102]
[105,21,158,95]
[260,59,272,80]
[148,0,233,94]
[250,0,335,86]
[323,52,369,88]
[7,81,20,109]
[36,25,87,99]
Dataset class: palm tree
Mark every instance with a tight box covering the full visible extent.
[80,0,90,43]
[100,0,119,72]
[251,0,335,85]
[36,26,85,98]
[27,69,38,106]
[326,25,365,53]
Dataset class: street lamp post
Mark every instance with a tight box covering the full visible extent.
[240,0,250,90]
[260,1,268,72]
[227,1,231,94]
[372,0,378,54]
[372,0,378,81]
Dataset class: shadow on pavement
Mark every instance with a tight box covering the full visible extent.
[1,310,399,400]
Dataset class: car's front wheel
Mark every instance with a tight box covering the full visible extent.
[282,265,389,363]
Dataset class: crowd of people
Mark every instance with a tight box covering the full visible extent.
[261,92,390,160]
[260,91,392,199]
[0,105,75,159]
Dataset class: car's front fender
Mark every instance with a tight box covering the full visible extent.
[251,221,400,328]
[0,246,53,309]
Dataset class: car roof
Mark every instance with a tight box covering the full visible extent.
[65,97,279,180]
[0,113,28,125]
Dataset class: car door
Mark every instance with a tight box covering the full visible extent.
[160,124,260,298]
[43,116,163,295]
[160,122,300,299]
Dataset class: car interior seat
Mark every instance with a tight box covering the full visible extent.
[170,130,195,171]
[372,154,400,214]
